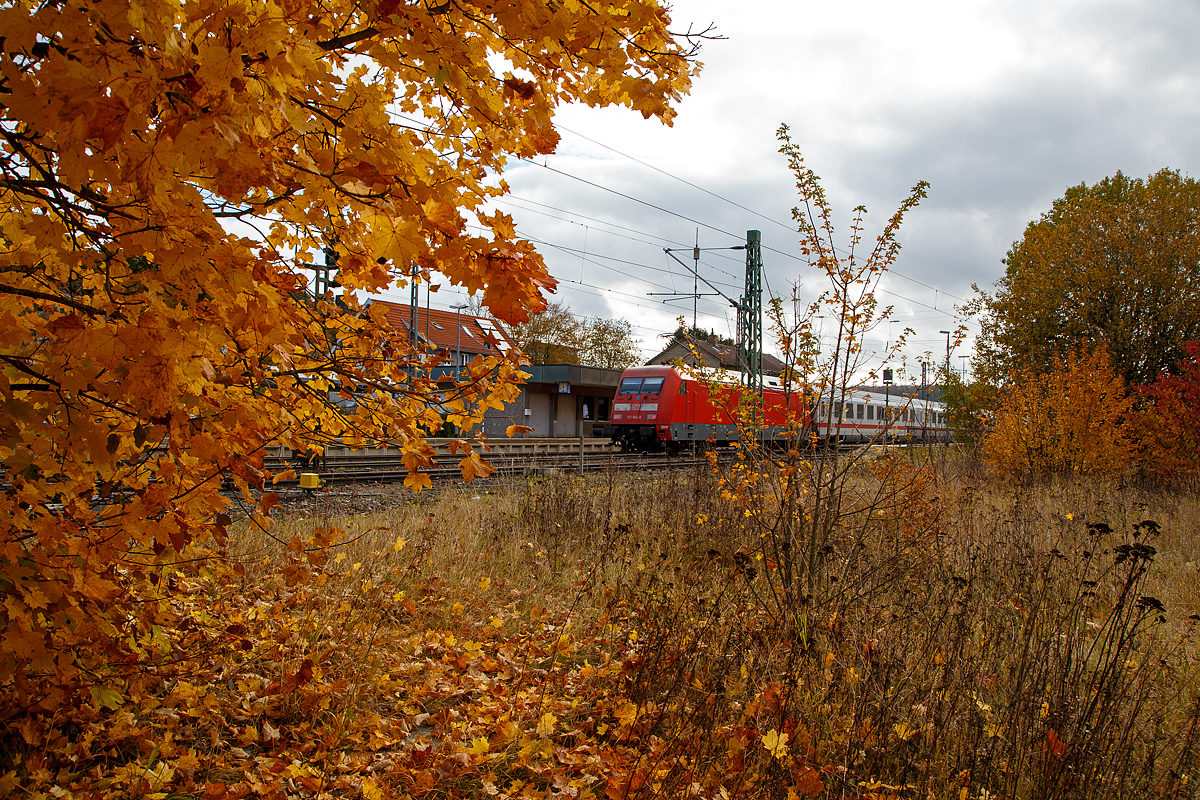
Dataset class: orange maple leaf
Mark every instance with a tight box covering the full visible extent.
[405,471,433,493]
[459,452,495,482]
[85,97,129,151]
[422,199,461,237]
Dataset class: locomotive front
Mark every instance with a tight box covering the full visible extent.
[608,366,677,452]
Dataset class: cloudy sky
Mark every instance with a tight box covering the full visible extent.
[387,0,1200,371]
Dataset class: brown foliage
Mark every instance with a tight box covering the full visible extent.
[4,469,1200,799]
[975,169,1200,387]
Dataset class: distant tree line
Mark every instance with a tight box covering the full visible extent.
[950,168,1200,481]
[505,300,644,370]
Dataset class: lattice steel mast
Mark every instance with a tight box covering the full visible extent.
[738,230,763,397]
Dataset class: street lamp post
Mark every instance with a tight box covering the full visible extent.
[883,367,893,444]
[451,302,468,378]
[938,330,951,388]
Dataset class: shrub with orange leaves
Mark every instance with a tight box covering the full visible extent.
[983,347,1137,477]
[1134,340,1200,483]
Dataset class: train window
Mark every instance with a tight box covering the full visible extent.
[867,405,874,420]
[679,380,688,395]
[640,376,665,394]
[856,404,864,419]
[618,377,643,394]
[833,401,842,418]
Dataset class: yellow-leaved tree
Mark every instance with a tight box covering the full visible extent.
[983,347,1137,478]
[0,0,695,710]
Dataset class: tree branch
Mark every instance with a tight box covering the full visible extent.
[316,27,381,51]
[0,283,109,316]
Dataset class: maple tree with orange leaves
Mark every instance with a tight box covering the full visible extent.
[0,0,697,716]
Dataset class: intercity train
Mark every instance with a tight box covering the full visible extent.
[607,365,949,452]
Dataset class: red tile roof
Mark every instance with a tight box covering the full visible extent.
[369,299,517,356]
[648,338,786,375]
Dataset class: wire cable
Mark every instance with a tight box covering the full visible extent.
[389,108,970,310]
[548,129,969,303]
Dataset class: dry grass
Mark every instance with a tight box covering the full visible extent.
[219,456,1200,799]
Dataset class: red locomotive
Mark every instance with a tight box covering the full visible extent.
[607,365,810,452]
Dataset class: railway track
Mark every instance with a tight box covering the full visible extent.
[261,437,933,493]
[267,448,722,487]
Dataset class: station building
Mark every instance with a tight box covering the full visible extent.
[370,301,622,439]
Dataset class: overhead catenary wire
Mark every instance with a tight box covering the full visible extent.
[512,157,969,315]
[495,202,961,320]
[555,126,968,304]
[461,223,737,331]
[524,236,741,292]
[385,107,969,311]
[383,107,970,323]
[503,190,962,324]
[384,106,969,309]
[498,196,748,284]
[522,239,741,321]
[558,124,802,234]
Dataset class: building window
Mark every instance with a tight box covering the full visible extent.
[597,397,610,420]
[582,396,594,420]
